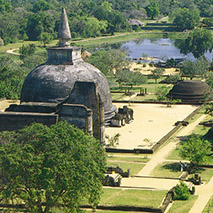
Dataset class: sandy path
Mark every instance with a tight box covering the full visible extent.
[137,114,207,176]
[189,176,213,213]
[130,62,179,76]
[6,48,20,55]
[120,114,208,191]
[0,99,19,111]
[121,177,179,190]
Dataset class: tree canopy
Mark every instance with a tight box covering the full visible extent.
[180,28,213,59]
[171,8,200,31]
[0,121,106,212]
[86,49,130,75]
[181,58,209,79]
[179,135,212,166]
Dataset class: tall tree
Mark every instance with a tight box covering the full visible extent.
[172,8,200,31]
[0,122,106,212]
[181,58,209,79]
[179,28,213,59]
[146,2,160,19]
[179,135,212,167]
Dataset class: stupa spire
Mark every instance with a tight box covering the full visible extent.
[58,8,71,47]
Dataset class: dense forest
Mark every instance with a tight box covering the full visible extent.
[0,0,212,44]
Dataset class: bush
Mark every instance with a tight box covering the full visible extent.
[173,182,190,200]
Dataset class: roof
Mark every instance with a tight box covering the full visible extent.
[128,19,144,26]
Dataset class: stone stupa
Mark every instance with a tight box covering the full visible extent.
[0,8,117,143]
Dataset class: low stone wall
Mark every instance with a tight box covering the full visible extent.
[106,104,204,154]
[80,204,162,212]
[0,112,58,131]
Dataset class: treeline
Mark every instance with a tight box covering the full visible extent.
[0,0,212,45]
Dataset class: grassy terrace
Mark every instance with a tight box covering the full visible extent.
[150,162,182,178]
[203,196,213,213]
[0,30,185,53]
[168,195,198,213]
[107,153,149,176]
[98,188,167,208]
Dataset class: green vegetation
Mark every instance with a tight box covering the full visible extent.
[168,195,198,213]
[173,182,190,200]
[0,122,106,212]
[189,168,213,183]
[177,28,213,59]
[203,196,213,213]
[107,161,144,176]
[150,162,182,178]
[171,8,200,31]
[99,188,167,208]
[179,135,212,167]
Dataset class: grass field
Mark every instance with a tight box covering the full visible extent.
[99,188,167,208]
[150,162,182,178]
[203,196,213,213]
[168,195,198,213]
[107,161,144,176]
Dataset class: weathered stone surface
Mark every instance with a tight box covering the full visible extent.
[0,112,58,131]
[58,8,71,47]
[168,80,212,103]
[21,60,116,122]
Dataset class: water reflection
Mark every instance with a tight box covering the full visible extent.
[120,38,212,61]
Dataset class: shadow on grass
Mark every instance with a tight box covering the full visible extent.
[162,163,180,172]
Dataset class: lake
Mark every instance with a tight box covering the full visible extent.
[118,38,212,61]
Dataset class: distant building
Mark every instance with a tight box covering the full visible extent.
[128,19,144,30]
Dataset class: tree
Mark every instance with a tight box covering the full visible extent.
[0,37,3,46]
[39,32,53,47]
[155,86,170,101]
[206,72,213,89]
[82,17,108,37]
[0,122,106,212]
[151,68,165,83]
[87,49,130,75]
[179,135,212,167]
[172,8,200,31]
[173,182,190,200]
[19,44,36,58]
[146,2,160,19]
[179,28,213,59]
[181,58,209,79]
[0,0,12,12]
[115,69,147,87]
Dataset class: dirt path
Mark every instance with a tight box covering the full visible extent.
[136,114,207,176]
[120,114,208,192]
[6,48,20,55]
[189,176,213,213]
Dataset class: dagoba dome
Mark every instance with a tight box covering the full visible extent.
[168,80,212,103]
[21,8,116,123]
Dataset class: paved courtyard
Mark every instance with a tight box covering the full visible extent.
[105,103,198,149]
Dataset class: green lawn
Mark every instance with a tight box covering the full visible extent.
[99,188,167,208]
[168,195,198,213]
[150,162,182,178]
[203,196,213,213]
[107,155,149,163]
[188,168,213,184]
[166,147,182,161]
[107,161,144,176]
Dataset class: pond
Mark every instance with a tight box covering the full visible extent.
[91,38,212,62]
[120,38,212,61]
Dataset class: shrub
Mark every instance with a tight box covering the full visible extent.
[173,182,190,200]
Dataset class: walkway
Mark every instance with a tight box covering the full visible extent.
[189,176,213,213]
[120,114,212,211]
[137,114,207,176]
